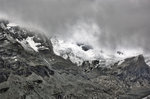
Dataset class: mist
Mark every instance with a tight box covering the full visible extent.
[0,0,150,54]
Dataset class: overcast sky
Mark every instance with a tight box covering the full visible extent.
[0,0,150,53]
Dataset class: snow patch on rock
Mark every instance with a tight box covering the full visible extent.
[7,23,18,28]
[26,37,40,52]
[17,37,41,52]
[118,60,125,65]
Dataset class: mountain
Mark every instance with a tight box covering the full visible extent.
[51,37,148,69]
[51,37,118,67]
[0,20,150,99]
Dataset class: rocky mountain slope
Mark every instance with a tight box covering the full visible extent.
[0,20,150,99]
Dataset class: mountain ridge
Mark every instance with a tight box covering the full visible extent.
[0,20,150,99]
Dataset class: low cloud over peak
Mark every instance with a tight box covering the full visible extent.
[0,0,150,54]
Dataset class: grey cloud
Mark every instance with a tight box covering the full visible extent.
[0,0,150,53]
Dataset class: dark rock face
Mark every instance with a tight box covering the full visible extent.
[111,55,150,82]
[77,43,93,51]
[0,72,10,83]
[0,87,9,93]
[0,20,150,99]
[30,65,54,77]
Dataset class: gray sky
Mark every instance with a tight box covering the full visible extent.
[0,0,150,53]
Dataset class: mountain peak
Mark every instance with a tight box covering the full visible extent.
[136,54,145,63]
[0,19,150,99]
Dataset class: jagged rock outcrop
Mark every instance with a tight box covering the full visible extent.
[111,55,150,82]
[0,20,150,99]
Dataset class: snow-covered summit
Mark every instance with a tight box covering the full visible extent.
[0,20,51,53]
[1,20,148,67]
[50,20,146,67]
[51,37,145,67]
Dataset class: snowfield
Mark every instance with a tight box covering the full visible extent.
[51,37,145,67]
